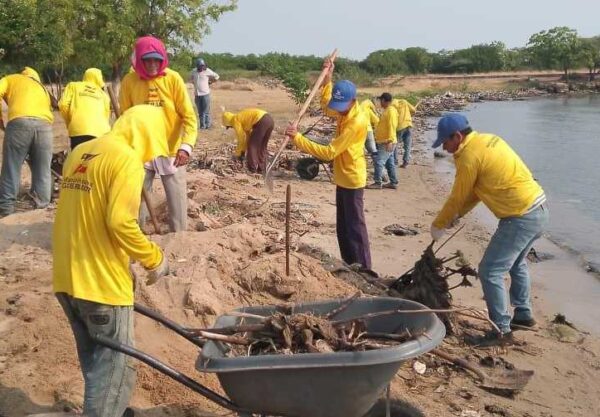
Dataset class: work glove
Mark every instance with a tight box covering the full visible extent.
[430,224,445,242]
[146,256,170,286]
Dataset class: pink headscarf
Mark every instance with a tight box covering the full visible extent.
[131,36,169,80]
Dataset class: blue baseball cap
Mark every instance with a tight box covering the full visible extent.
[433,113,470,148]
[142,51,164,61]
[328,80,356,112]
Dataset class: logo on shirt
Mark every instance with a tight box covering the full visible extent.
[72,153,100,175]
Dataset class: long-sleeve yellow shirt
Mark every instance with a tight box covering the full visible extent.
[58,68,111,138]
[374,105,399,144]
[433,131,545,229]
[119,68,197,156]
[392,98,416,130]
[293,82,368,189]
[53,105,169,306]
[0,67,53,123]
[222,109,267,157]
[360,99,380,133]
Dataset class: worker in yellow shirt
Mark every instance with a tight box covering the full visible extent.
[119,35,198,232]
[53,105,170,417]
[58,68,111,150]
[431,113,548,345]
[285,58,372,269]
[359,98,379,161]
[392,97,419,167]
[368,93,399,190]
[0,67,54,217]
[222,108,274,173]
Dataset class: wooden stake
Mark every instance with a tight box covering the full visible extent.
[286,184,291,276]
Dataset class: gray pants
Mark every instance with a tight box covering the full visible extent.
[195,94,211,129]
[141,167,187,232]
[0,117,53,215]
[55,293,135,417]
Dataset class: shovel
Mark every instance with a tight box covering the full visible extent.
[107,84,161,235]
[431,348,534,392]
[264,48,338,192]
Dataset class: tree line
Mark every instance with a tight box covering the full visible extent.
[1,0,599,85]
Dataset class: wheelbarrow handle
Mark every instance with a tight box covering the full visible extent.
[134,303,203,348]
[92,333,249,414]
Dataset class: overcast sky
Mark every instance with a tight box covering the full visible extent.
[200,0,600,59]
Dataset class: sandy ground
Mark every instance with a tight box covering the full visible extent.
[1,78,600,417]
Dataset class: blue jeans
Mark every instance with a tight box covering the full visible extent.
[0,117,53,215]
[56,293,136,417]
[195,94,211,129]
[478,204,549,334]
[373,143,398,185]
[394,128,412,166]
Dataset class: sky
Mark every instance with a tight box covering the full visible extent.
[200,0,600,59]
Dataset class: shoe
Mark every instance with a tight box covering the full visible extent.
[401,162,409,168]
[366,183,382,190]
[466,331,518,347]
[383,182,398,190]
[122,408,134,417]
[510,317,537,330]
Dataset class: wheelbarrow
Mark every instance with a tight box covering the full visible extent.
[94,297,445,417]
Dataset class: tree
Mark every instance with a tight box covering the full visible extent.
[403,47,432,74]
[0,0,74,75]
[360,49,407,76]
[579,37,600,81]
[72,0,237,81]
[528,26,580,78]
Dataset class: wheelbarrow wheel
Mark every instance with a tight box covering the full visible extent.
[296,157,320,180]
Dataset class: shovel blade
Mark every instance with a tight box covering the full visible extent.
[480,369,534,392]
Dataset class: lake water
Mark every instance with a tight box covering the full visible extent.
[430,95,600,271]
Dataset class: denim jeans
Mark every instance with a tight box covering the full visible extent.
[478,204,549,334]
[373,143,398,185]
[56,293,136,417]
[0,117,53,215]
[195,94,211,129]
[394,128,412,166]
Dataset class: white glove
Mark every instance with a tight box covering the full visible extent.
[430,224,445,242]
[146,256,170,285]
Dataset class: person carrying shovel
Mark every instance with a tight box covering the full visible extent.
[430,113,548,346]
[222,108,274,174]
[58,68,111,150]
[119,35,197,233]
[53,105,171,417]
[285,58,372,270]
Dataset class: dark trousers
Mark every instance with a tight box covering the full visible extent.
[336,186,372,269]
[70,135,96,150]
[246,114,274,173]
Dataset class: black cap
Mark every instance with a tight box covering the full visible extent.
[378,92,392,102]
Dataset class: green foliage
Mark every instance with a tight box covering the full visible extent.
[257,55,310,104]
[528,26,581,77]
[403,47,432,74]
[578,37,600,79]
[360,49,407,76]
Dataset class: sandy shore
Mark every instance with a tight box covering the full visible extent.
[1,81,599,416]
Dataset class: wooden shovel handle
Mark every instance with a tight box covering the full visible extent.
[265,48,338,176]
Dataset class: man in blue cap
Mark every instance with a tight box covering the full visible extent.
[190,57,219,129]
[285,58,372,269]
[431,113,548,345]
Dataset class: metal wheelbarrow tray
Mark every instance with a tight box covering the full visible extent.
[94,297,444,417]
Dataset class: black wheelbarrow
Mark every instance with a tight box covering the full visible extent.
[94,297,445,417]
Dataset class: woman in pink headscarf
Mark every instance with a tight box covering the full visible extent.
[119,35,197,232]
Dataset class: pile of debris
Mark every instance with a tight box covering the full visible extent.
[190,299,415,357]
